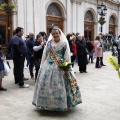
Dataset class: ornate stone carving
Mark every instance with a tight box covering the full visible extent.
[71,0,83,4]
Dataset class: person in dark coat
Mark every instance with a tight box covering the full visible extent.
[66,33,74,55]
[86,40,94,63]
[11,27,29,88]
[26,32,35,79]
[76,34,88,73]
[33,34,45,81]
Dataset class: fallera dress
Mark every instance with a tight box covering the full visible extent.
[32,40,82,111]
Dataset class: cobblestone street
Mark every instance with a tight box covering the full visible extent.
[1,52,120,120]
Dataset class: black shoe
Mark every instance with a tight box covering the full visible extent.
[23,77,29,81]
[15,81,18,84]
[101,64,106,66]
[80,71,83,73]
[83,71,87,73]
[0,87,7,91]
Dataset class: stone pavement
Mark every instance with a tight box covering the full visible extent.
[1,51,120,120]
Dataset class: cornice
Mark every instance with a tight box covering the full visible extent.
[107,0,120,5]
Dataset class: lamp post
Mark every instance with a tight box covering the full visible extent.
[97,3,107,33]
[3,0,12,43]
[4,2,12,43]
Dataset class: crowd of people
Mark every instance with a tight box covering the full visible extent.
[0,26,108,111]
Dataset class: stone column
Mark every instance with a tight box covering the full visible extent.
[26,0,34,34]
[12,11,17,30]
[72,2,77,33]
[33,0,39,35]
[66,0,72,33]
[17,0,24,28]
[77,2,84,34]
[23,0,27,36]
[39,0,46,31]
[117,6,120,36]
[76,3,81,33]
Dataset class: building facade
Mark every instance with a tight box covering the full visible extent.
[0,0,120,46]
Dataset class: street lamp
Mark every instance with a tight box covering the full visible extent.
[4,0,11,43]
[97,3,107,33]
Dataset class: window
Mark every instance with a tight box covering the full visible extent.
[0,15,6,22]
[109,16,115,24]
[84,11,93,21]
[47,4,61,17]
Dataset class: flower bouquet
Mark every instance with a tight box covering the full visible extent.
[58,62,73,71]
[59,62,73,71]
[107,55,120,78]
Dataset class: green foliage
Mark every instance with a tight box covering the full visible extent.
[59,62,74,71]
[0,2,15,12]
[98,19,106,25]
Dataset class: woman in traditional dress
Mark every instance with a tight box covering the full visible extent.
[32,27,82,111]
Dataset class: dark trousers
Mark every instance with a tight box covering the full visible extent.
[89,52,93,63]
[96,57,100,68]
[100,57,103,65]
[71,55,76,67]
[13,56,25,86]
[118,50,120,64]
[29,56,35,77]
[35,67,39,82]
[79,65,86,72]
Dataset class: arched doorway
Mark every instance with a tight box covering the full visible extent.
[109,15,116,35]
[84,10,94,41]
[46,3,63,35]
[0,0,13,46]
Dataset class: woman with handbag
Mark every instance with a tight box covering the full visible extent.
[33,34,45,82]
[94,36,103,68]
[0,50,7,91]
[32,27,82,111]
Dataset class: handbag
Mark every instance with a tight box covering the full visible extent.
[3,60,10,76]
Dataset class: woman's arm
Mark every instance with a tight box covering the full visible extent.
[33,45,43,51]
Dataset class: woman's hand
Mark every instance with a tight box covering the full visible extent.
[41,42,44,46]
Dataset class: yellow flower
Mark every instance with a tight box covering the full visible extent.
[107,55,120,78]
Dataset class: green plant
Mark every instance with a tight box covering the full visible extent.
[0,2,15,12]
[98,18,106,25]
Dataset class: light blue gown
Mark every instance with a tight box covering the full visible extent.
[32,41,82,111]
